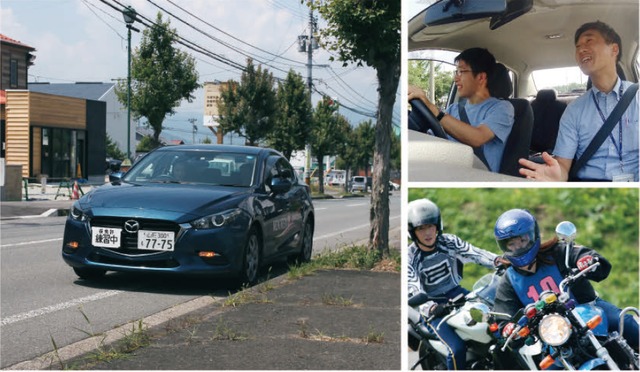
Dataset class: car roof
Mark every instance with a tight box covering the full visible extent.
[152,144,279,157]
[409,0,639,81]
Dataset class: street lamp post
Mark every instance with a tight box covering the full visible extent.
[122,6,138,160]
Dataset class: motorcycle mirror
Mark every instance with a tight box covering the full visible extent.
[469,303,491,323]
[555,221,576,243]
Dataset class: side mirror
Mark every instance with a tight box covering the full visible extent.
[270,177,292,194]
[555,221,576,244]
[109,172,124,184]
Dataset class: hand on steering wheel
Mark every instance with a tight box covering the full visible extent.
[408,99,448,139]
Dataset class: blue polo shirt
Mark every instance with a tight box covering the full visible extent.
[554,78,639,181]
[446,97,514,173]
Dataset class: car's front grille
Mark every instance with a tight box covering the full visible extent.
[90,217,180,252]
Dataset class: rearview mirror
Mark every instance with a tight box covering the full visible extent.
[425,0,507,27]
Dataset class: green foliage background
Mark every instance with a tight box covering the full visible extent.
[408,188,639,308]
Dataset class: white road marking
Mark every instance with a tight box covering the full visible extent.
[0,238,62,248]
[1,290,122,326]
[346,203,367,207]
[313,214,400,241]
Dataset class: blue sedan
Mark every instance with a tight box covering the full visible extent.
[62,145,315,285]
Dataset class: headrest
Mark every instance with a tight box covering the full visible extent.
[536,89,556,101]
[488,63,513,99]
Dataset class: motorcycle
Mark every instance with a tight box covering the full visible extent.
[408,267,518,370]
[476,221,640,370]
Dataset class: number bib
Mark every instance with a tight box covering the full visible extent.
[506,263,574,305]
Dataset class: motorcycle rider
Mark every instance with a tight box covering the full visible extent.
[492,209,639,351]
[408,198,507,370]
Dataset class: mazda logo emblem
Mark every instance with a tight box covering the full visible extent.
[124,220,140,233]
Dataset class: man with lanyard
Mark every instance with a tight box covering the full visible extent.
[519,21,638,182]
[408,48,514,173]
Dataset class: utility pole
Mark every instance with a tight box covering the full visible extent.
[298,0,318,185]
[188,118,198,144]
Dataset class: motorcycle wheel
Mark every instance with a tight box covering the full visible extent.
[419,342,448,370]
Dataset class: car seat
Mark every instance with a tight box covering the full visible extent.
[530,89,566,154]
[488,63,533,177]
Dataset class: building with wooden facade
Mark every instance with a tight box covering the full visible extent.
[1,34,106,183]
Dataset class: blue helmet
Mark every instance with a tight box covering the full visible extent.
[494,209,540,267]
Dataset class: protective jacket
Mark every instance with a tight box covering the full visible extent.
[493,241,611,317]
[408,233,497,299]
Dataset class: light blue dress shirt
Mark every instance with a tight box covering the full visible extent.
[554,78,639,181]
[446,97,514,173]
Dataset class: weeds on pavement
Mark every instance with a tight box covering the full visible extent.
[287,244,400,280]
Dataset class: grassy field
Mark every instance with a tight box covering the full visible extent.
[408,187,639,309]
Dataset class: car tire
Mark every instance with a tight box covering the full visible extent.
[240,228,261,285]
[296,220,313,263]
[73,267,106,280]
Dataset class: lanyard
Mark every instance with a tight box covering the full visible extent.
[590,83,625,171]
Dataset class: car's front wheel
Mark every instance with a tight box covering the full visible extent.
[296,220,313,263]
[240,228,261,285]
[73,267,106,280]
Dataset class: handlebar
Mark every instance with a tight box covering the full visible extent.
[558,262,600,297]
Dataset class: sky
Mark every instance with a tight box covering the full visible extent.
[2,0,400,143]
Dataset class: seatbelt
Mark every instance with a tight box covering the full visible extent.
[569,83,638,181]
[458,99,491,170]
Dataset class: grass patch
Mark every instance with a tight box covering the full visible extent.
[223,289,272,307]
[287,244,400,281]
[211,319,249,341]
[363,327,385,344]
[54,310,150,369]
[321,293,355,307]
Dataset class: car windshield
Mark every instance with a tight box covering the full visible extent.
[123,150,257,187]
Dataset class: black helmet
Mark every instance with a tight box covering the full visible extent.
[408,198,443,242]
[494,209,540,267]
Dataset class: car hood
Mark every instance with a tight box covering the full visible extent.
[79,182,250,221]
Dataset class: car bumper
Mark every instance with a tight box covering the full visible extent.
[61,217,249,276]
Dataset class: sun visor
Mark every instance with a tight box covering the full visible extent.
[424,0,507,27]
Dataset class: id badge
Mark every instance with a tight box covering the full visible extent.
[612,173,635,182]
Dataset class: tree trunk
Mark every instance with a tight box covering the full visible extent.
[369,62,400,256]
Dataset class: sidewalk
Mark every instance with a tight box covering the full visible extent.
[67,269,400,370]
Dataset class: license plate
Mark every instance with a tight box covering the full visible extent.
[92,227,122,248]
[137,230,175,251]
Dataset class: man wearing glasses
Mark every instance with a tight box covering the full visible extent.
[408,48,514,173]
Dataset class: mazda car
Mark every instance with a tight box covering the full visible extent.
[62,145,315,285]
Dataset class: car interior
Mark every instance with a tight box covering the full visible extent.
[407,0,639,181]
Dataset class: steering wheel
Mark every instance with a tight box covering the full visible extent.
[409,99,448,139]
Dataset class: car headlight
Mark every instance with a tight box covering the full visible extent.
[191,209,242,229]
[538,314,572,346]
[70,203,88,221]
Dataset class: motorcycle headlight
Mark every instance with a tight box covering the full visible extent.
[538,314,572,346]
[191,209,242,229]
[70,203,88,221]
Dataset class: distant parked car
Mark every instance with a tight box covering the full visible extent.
[350,176,367,193]
[62,145,315,285]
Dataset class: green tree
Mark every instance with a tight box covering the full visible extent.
[268,69,312,160]
[217,59,277,146]
[115,12,199,148]
[408,60,454,108]
[106,134,126,160]
[309,0,400,255]
[311,97,349,194]
[136,136,158,152]
[352,120,375,176]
